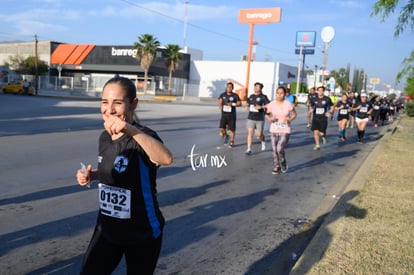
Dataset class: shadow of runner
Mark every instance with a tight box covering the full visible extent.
[161,188,279,256]
[245,190,367,275]
[25,254,85,275]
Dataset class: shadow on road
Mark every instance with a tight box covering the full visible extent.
[161,188,279,256]
[245,190,367,275]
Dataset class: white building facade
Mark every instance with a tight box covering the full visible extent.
[187,60,298,100]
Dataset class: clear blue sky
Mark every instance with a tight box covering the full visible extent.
[1,0,412,90]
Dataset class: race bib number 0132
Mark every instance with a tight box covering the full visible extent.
[98,183,131,219]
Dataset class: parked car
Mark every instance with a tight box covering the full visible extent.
[2,80,34,95]
[297,93,308,104]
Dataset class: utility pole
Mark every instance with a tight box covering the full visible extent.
[183,1,188,50]
[314,65,318,88]
[34,34,39,95]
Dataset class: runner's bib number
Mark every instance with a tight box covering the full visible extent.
[339,109,348,115]
[315,108,325,115]
[274,121,287,129]
[249,105,259,112]
[98,183,131,219]
[374,106,380,110]
[223,105,232,112]
[360,106,368,113]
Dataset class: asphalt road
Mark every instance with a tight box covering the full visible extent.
[0,94,386,274]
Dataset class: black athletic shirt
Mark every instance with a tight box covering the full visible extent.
[307,92,317,103]
[218,92,240,115]
[311,96,332,119]
[96,122,164,245]
[246,93,270,121]
[336,101,351,119]
[372,100,382,112]
[354,101,372,119]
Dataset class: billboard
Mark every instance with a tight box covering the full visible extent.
[370,77,380,85]
[296,31,316,47]
[238,7,282,24]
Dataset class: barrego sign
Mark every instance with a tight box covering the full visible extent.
[111,47,138,58]
[238,7,282,24]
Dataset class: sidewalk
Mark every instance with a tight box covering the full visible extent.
[35,89,221,105]
[290,114,414,274]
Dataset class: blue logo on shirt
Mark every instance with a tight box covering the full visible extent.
[114,155,128,173]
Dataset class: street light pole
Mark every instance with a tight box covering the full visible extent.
[314,65,318,88]
[57,64,62,90]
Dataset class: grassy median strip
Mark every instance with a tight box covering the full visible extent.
[307,116,414,274]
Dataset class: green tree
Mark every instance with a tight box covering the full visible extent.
[24,56,48,75]
[329,67,349,91]
[351,68,366,93]
[162,44,182,96]
[372,0,414,37]
[405,70,414,97]
[372,0,414,83]
[4,55,48,75]
[133,34,161,93]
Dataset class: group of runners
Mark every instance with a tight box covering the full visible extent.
[217,82,400,174]
[306,87,403,147]
[218,82,297,174]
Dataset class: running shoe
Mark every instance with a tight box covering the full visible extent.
[322,137,327,144]
[228,141,234,148]
[357,139,363,144]
[313,145,320,150]
[245,149,252,155]
[307,124,311,128]
[261,141,266,151]
[223,135,229,145]
[281,164,288,173]
[272,167,280,175]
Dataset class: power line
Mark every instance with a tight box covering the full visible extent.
[118,0,293,56]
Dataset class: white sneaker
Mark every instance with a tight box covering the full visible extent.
[245,149,252,155]
[261,142,266,151]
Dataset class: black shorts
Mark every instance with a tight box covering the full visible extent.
[337,114,349,121]
[311,117,328,133]
[219,114,237,131]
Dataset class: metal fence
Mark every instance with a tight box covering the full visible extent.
[21,74,189,97]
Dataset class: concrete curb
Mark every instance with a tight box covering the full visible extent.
[290,117,399,274]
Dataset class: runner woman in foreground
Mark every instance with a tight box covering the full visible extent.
[76,76,173,275]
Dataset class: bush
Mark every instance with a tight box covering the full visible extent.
[406,101,414,117]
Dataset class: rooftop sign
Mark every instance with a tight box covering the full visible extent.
[238,7,282,24]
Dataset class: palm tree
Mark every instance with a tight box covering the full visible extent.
[133,34,160,93]
[162,44,182,96]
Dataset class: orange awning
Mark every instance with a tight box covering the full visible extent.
[51,44,95,65]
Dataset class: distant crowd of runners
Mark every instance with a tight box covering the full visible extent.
[217,82,404,174]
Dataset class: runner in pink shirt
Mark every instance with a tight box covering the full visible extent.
[265,86,297,174]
